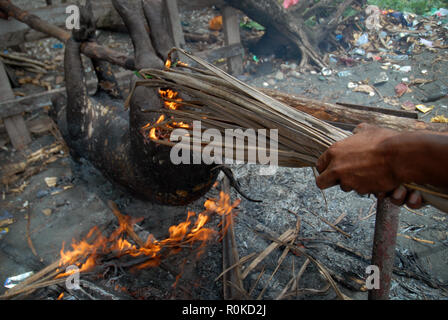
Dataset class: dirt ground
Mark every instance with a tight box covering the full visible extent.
[1,0,448,300]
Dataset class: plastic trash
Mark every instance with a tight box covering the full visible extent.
[385,54,409,61]
[0,227,9,240]
[337,70,352,77]
[401,101,415,111]
[374,72,389,86]
[355,33,369,46]
[335,34,343,41]
[379,31,388,38]
[4,271,34,289]
[395,83,409,97]
[352,48,365,56]
[321,68,332,76]
[416,104,434,113]
[389,12,410,27]
[399,66,412,73]
[420,38,433,47]
[433,8,448,17]
[283,0,299,9]
[52,43,64,49]
[407,43,415,55]
[329,54,338,64]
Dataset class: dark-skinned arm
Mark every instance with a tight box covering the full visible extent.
[315,123,448,208]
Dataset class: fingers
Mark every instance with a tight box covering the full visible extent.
[389,186,423,209]
[406,190,423,209]
[315,168,339,190]
[316,148,331,174]
[390,185,407,206]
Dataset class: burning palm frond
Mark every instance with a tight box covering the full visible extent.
[126,48,448,213]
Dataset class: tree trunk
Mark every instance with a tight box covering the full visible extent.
[223,0,357,69]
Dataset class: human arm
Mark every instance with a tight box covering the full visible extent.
[315,123,448,208]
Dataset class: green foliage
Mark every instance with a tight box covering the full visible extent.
[240,20,266,31]
[367,0,448,15]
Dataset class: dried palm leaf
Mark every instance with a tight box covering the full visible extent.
[125,48,448,213]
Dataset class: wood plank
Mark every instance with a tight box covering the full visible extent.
[3,115,32,150]
[0,0,122,49]
[0,61,14,100]
[222,6,243,75]
[165,0,185,49]
[0,71,133,119]
[0,60,31,150]
[336,102,418,119]
[196,43,243,63]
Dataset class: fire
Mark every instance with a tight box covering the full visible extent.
[141,57,193,141]
[158,88,182,110]
[55,189,239,279]
[165,59,172,69]
[141,88,190,141]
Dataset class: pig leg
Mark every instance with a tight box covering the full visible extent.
[142,0,175,60]
[111,0,163,70]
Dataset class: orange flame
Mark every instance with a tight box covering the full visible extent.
[56,189,238,279]
[158,88,182,110]
[165,59,172,69]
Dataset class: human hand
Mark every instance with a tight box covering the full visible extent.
[389,185,423,209]
[315,123,401,195]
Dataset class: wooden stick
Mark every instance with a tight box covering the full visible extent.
[26,206,39,259]
[107,201,145,248]
[221,176,246,299]
[298,209,352,239]
[397,234,435,245]
[241,229,296,280]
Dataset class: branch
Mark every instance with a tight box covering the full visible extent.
[323,0,355,32]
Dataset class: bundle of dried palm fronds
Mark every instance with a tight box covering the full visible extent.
[125,48,448,213]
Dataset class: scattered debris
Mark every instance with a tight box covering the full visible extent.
[4,271,34,289]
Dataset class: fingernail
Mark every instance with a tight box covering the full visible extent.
[408,191,420,205]
[392,186,406,200]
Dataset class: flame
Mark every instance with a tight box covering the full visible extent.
[56,189,239,279]
[165,59,172,69]
[142,87,189,141]
[149,115,166,140]
[158,88,182,110]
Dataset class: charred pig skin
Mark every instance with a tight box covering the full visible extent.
[51,0,218,205]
